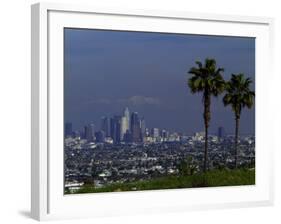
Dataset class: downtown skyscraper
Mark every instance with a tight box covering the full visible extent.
[120,107,130,141]
[84,123,95,142]
[131,112,142,142]
[65,122,73,137]
[110,116,121,143]
[101,116,111,137]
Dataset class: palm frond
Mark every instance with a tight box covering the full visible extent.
[222,73,255,116]
[187,58,227,98]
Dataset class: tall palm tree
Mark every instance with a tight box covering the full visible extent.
[223,73,255,168]
[188,58,225,172]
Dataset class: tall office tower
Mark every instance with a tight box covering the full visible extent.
[130,112,141,142]
[123,130,132,143]
[110,116,121,143]
[120,116,128,141]
[151,128,160,138]
[123,107,130,131]
[140,117,146,140]
[110,117,115,140]
[218,126,226,140]
[90,123,95,141]
[65,122,72,137]
[95,130,105,143]
[101,116,111,137]
[84,123,95,142]
[140,117,146,134]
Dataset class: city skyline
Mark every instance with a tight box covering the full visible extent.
[64,28,255,135]
[65,105,255,136]
[64,106,252,144]
[65,107,160,144]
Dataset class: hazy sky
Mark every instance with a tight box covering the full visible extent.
[64,28,255,135]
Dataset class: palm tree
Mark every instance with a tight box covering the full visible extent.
[223,74,255,168]
[188,58,225,172]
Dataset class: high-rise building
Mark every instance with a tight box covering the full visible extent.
[110,116,121,143]
[120,116,128,141]
[140,117,146,139]
[95,130,105,143]
[218,126,226,140]
[123,107,130,131]
[110,117,115,140]
[123,130,132,143]
[131,112,142,142]
[101,116,111,137]
[84,123,95,142]
[65,122,72,137]
[119,107,131,141]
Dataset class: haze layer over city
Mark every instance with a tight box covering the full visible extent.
[64,28,255,135]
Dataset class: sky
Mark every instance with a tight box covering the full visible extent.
[64,28,255,135]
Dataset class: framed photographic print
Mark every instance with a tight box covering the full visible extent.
[31,2,274,221]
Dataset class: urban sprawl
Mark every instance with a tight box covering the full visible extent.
[65,107,255,192]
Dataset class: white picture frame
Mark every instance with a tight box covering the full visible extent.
[31,2,274,221]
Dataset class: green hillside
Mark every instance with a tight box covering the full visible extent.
[66,168,255,194]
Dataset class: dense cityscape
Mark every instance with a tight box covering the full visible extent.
[64,107,255,193]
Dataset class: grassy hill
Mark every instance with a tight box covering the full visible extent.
[67,168,255,194]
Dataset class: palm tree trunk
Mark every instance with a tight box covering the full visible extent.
[234,117,240,168]
[203,92,210,173]
[204,124,208,172]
